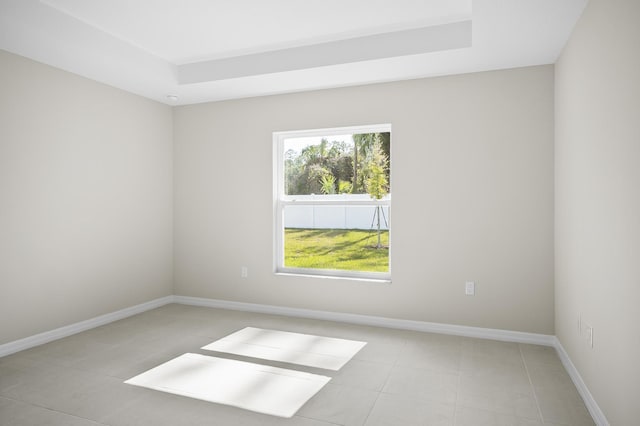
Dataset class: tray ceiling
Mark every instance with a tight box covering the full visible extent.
[0,0,588,105]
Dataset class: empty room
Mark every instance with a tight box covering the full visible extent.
[0,0,638,425]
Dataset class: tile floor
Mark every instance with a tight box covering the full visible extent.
[0,304,595,425]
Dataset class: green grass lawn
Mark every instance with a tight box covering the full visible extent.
[284,228,389,272]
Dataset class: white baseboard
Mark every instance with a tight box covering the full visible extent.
[173,295,556,346]
[0,295,174,358]
[554,337,609,426]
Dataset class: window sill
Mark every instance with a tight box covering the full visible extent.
[275,271,391,284]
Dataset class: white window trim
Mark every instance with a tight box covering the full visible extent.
[273,124,392,282]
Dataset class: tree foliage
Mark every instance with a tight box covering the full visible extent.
[320,174,336,194]
[365,134,389,200]
[284,133,390,197]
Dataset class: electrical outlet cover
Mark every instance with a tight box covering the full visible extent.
[465,281,475,295]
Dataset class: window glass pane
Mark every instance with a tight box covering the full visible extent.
[276,126,391,279]
[284,133,390,196]
[283,204,389,273]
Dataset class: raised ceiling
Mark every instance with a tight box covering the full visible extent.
[0,0,587,105]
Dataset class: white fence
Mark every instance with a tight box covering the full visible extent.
[284,195,390,230]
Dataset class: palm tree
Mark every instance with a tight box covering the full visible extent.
[352,133,376,193]
[320,174,336,194]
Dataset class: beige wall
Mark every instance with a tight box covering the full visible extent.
[555,0,640,423]
[0,50,173,344]
[0,49,556,344]
[174,65,555,334]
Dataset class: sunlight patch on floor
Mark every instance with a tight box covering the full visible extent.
[125,353,331,418]
[201,327,367,370]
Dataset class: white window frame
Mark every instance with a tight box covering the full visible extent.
[273,124,392,282]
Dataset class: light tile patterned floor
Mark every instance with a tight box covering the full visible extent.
[0,304,595,425]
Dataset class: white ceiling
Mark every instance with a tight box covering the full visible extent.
[0,0,588,105]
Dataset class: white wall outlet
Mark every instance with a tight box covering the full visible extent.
[241,266,248,278]
[465,281,475,296]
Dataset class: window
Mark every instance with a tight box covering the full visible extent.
[274,124,391,281]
